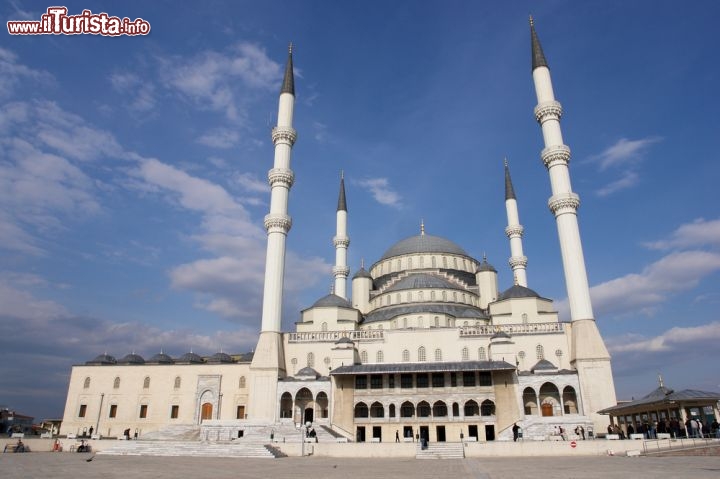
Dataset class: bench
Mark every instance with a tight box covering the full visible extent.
[3,444,30,453]
[370,437,381,443]
[69,443,92,453]
[629,434,644,440]
[606,434,620,440]
[656,433,671,440]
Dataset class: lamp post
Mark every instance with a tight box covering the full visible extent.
[95,393,104,437]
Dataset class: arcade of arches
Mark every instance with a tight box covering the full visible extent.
[280,388,329,424]
[522,383,579,416]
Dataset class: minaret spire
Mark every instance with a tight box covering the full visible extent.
[250,45,298,421]
[530,20,616,427]
[529,15,548,71]
[333,172,350,299]
[503,159,528,287]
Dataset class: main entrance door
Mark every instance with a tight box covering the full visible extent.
[201,402,213,421]
[436,425,446,442]
[419,426,429,442]
[541,403,554,416]
[304,407,314,423]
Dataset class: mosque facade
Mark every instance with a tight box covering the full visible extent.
[61,21,617,443]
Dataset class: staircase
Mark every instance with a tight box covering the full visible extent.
[97,440,279,458]
[495,416,594,441]
[138,425,200,441]
[415,442,464,459]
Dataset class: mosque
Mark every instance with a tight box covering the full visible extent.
[60,20,618,444]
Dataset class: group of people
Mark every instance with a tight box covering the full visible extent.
[609,417,720,439]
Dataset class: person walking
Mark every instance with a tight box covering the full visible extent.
[512,423,520,442]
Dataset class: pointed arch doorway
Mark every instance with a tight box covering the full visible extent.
[201,402,213,421]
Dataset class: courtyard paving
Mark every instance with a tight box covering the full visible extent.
[1,453,719,479]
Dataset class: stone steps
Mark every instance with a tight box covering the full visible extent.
[97,440,277,458]
[415,442,464,459]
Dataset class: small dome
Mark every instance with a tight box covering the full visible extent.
[352,267,373,280]
[86,353,117,365]
[380,234,468,261]
[490,331,511,340]
[531,359,558,372]
[335,337,354,345]
[148,352,174,364]
[497,284,541,301]
[311,293,352,309]
[385,273,461,293]
[476,258,497,273]
[208,352,234,364]
[296,367,320,378]
[118,353,145,365]
[178,352,204,364]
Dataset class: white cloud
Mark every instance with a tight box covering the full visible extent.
[159,42,282,120]
[196,127,240,149]
[559,251,720,319]
[356,177,402,208]
[109,72,156,112]
[608,321,720,355]
[313,121,328,142]
[595,170,639,197]
[644,217,720,250]
[234,172,269,193]
[588,137,661,171]
[0,46,54,97]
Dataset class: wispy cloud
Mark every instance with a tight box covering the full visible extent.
[234,172,269,193]
[196,127,240,149]
[608,321,720,355]
[356,177,402,208]
[109,72,156,112]
[159,42,282,121]
[587,136,661,197]
[0,46,54,97]
[643,217,720,250]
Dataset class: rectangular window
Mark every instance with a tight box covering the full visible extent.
[170,405,179,419]
[370,375,383,389]
[355,375,367,390]
[478,372,492,386]
[400,373,413,388]
[78,404,87,418]
[450,372,457,387]
[139,405,148,418]
[432,372,445,388]
[388,374,395,388]
[463,371,476,387]
[416,373,429,388]
[109,404,117,418]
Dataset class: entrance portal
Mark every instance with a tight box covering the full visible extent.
[356,426,366,442]
[468,424,478,440]
[201,402,213,421]
[541,403,554,417]
[436,425,446,442]
[304,407,314,424]
[419,426,429,442]
[485,424,495,441]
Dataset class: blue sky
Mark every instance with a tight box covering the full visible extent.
[1,0,719,420]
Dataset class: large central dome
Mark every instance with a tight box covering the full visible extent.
[380,233,468,260]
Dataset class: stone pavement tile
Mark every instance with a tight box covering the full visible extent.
[1,453,719,479]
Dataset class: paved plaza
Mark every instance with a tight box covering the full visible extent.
[1,453,719,479]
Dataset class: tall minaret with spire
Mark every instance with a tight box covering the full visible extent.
[529,18,616,426]
[333,173,350,299]
[249,44,296,421]
[504,159,528,287]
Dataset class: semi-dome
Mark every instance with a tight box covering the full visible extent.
[380,233,468,260]
[86,353,117,365]
[385,273,463,293]
[490,330,511,340]
[208,352,234,364]
[178,352,204,364]
[148,352,174,364]
[335,336,354,345]
[497,284,541,301]
[118,353,145,365]
[531,359,558,372]
[311,293,352,309]
[296,366,320,378]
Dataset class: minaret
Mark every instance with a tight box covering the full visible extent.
[504,159,528,287]
[249,44,296,421]
[333,173,350,299]
[529,18,616,426]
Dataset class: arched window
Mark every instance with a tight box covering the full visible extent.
[453,292,457,301]
[400,401,414,418]
[83,377,91,389]
[386,296,390,305]
[402,349,410,362]
[291,357,298,373]
[430,291,435,301]
[370,402,384,418]
[481,400,496,416]
[418,291,424,301]
[239,376,246,388]
[536,344,544,360]
[403,318,408,328]
[378,324,383,329]
[522,313,528,324]
[408,258,413,269]
[396,293,401,304]
[431,257,437,268]
[406,292,412,302]
[478,347,487,361]
[324,356,331,367]
[376,350,384,363]
[463,321,469,327]
[418,316,424,328]
[113,377,120,389]
[360,350,368,363]
[321,322,328,331]
[419,256,424,268]
[392,319,397,329]
[434,348,442,361]
[462,347,469,361]
[143,376,150,389]
[442,291,447,301]
[174,376,181,389]
[453,258,458,268]
[434,316,439,327]
[418,346,426,362]
[443,257,448,268]
[307,352,315,368]
[417,401,431,417]
[354,402,369,418]
[464,400,479,416]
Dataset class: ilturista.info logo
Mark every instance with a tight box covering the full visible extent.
[7,7,151,36]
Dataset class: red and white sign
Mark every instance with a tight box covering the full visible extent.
[570,441,577,448]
